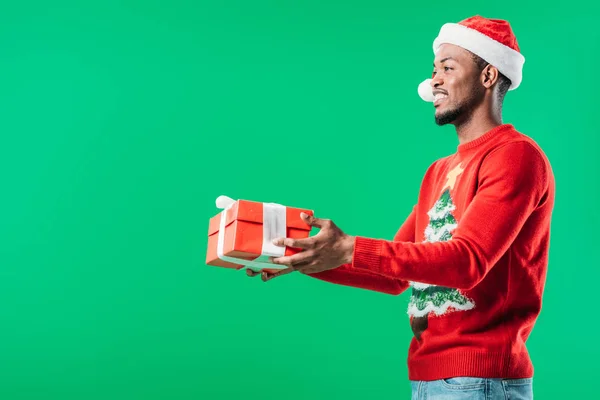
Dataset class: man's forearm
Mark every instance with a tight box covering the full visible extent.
[305,263,410,295]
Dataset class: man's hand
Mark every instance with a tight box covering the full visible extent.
[245,212,355,282]
[245,266,296,282]
[270,212,355,274]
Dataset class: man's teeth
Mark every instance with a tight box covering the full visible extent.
[434,93,448,101]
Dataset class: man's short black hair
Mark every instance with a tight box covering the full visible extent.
[470,53,511,103]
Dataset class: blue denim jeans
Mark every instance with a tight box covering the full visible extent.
[410,377,533,399]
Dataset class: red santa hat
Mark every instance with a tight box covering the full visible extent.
[418,16,525,102]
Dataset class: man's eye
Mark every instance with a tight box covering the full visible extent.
[432,67,452,75]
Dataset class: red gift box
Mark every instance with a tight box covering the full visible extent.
[206,196,314,271]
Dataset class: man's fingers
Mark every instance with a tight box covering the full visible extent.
[261,267,295,282]
[300,212,329,229]
[246,266,295,281]
[271,237,315,249]
[271,251,314,267]
[246,268,261,277]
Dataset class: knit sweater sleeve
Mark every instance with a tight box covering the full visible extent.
[350,141,549,290]
[303,206,417,295]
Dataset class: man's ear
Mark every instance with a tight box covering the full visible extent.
[481,64,500,89]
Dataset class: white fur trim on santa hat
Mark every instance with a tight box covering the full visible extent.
[418,79,434,102]
[433,22,525,90]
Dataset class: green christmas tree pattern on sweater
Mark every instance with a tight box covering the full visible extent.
[407,188,475,317]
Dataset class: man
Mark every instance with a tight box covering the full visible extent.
[247,16,554,399]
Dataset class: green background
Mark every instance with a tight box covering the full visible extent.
[1,1,596,399]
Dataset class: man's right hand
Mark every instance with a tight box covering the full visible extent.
[245,266,296,282]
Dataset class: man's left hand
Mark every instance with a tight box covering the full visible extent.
[269,212,355,274]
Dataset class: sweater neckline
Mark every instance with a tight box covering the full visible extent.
[457,124,513,154]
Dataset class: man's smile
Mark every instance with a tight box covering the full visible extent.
[433,90,448,107]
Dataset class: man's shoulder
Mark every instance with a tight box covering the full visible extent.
[419,154,453,182]
[487,128,551,165]
[431,153,455,169]
[481,128,555,191]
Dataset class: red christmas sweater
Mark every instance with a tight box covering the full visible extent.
[308,123,555,381]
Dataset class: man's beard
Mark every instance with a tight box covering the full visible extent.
[434,91,480,126]
[435,103,464,125]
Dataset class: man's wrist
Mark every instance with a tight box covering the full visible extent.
[343,235,356,264]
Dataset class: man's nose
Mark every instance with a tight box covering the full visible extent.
[431,73,443,88]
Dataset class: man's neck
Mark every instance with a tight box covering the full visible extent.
[454,108,503,145]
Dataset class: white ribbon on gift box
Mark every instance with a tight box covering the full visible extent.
[215,195,288,271]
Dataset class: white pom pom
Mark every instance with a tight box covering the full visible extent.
[418,79,434,102]
[216,195,236,209]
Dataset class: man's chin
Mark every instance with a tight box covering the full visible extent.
[435,108,460,126]
[435,114,454,126]
[435,117,451,126]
